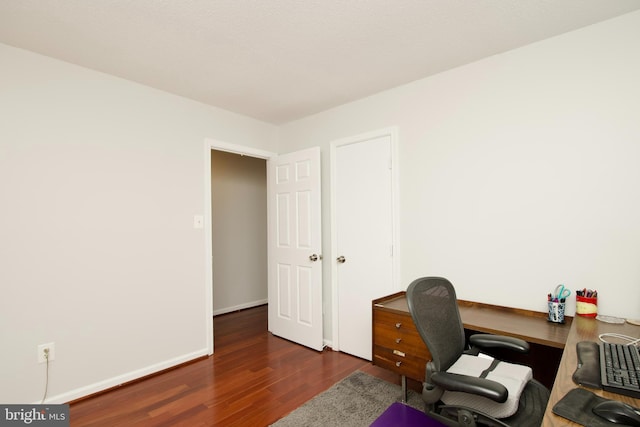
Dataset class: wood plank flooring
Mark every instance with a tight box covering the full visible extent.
[69,305,398,426]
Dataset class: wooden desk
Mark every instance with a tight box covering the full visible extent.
[373,292,640,425]
[542,316,640,426]
[372,292,571,391]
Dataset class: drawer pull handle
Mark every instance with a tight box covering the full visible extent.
[393,349,406,357]
[395,322,402,328]
[395,338,402,343]
[396,361,402,367]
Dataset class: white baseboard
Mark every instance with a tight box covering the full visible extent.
[41,349,209,404]
[213,299,267,316]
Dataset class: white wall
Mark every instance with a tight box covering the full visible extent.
[280,10,640,339]
[0,43,278,404]
[211,150,267,314]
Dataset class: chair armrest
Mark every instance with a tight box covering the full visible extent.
[431,372,508,403]
[469,334,529,353]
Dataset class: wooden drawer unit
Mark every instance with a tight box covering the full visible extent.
[372,292,431,382]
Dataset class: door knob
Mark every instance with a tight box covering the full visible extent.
[336,255,346,264]
[309,254,321,262]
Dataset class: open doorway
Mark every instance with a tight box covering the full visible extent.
[211,149,268,316]
[204,139,276,354]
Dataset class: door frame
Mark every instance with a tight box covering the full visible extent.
[329,127,401,352]
[203,138,276,355]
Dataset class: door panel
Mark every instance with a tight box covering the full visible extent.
[335,134,395,360]
[268,147,323,351]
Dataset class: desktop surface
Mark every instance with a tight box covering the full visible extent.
[543,315,640,426]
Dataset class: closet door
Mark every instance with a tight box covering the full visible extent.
[333,131,396,360]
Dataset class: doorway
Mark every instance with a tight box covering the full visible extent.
[210,150,267,316]
[204,139,276,354]
[204,140,324,354]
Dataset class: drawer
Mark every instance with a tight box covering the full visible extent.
[374,309,416,335]
[373,345,426,381]
[374,333,426,357]
[374,323,424,351]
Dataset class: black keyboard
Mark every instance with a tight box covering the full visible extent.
[600,342,640,398]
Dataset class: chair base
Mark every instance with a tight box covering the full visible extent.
[430,380,549,427]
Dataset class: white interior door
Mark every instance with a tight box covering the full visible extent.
[267,147,323,351]
[333,131,396,360]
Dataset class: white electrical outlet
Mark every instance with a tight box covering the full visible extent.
[37,342,55,363]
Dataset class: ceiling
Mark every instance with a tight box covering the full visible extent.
[1,1,639,125]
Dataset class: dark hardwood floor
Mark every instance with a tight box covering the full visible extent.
[69,305,398,426]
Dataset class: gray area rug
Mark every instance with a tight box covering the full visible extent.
[270,371,424,426]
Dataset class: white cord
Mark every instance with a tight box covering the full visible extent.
[40,352,49,404]
[598,333,640,346]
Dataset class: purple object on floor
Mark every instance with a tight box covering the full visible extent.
[370,402,447,427]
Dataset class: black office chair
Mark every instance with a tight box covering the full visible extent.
[406,277,549,427]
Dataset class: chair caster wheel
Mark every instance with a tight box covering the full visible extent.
[458,409,476,426]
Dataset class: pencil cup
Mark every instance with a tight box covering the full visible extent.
[576,295,597,317]
[548,301,565,323]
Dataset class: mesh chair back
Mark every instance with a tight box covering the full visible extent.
[406,277,466,372]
